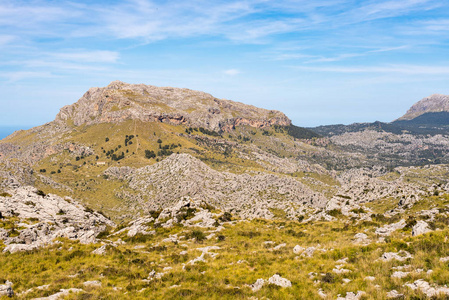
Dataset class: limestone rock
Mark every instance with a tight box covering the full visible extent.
[250,279,265,292]
[125,217,155,237]
[92,245,108,255]
[353,233,370,245]
[267,274,291,288]
[405,279,449,297]
[391,271,409,279]
[293,245,304,254]
[302,247,316,257]
[375,220,406,236]
[336,291,365,300]
[412,220,431,236]
[273,243,286,251]
[0,281,13,297]
[0,185,114,252]
[386,290,404,299]
[380,251,413,262]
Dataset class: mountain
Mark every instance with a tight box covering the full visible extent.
[396,94,449,121]
[55,80,291,131]
[0,81,323,221]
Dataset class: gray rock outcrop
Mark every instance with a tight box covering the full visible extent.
[412,220,432,236]
[0,186,114,252]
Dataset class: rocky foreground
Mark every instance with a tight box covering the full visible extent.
[2,185,449,299]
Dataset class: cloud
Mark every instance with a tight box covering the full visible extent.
[51,51,120,63]
[0,0,446,47]
[0,71,55,82]
[0,35,16,46]
[420,19,449,32]
[294,64,449,75]
[223,69,241,76]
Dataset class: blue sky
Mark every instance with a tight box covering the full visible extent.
[1,0,449,128]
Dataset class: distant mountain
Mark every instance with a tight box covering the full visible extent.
[313,93,449,136]
[397,94,449,121]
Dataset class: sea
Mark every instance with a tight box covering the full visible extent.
[0,126,31,140]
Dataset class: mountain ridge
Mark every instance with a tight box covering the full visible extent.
[54,80,291,132]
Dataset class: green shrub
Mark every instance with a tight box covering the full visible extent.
[187,230,206,243]
[322,272,334,283]
[219,212,232,222]
[327,209,342,217]
[36,190,46,197]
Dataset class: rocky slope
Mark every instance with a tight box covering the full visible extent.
[105,153,327,219]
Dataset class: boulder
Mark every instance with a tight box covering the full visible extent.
[250,279,265,292]
[268,274,291,288]
[380,251,412,262]
[337,291,365,300]
[293,245,304,254]
[412,220,431,236]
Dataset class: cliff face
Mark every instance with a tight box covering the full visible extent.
[55,80,291,131]
[397,94,449,121]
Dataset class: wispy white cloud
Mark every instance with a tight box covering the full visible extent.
[334,0,440,25]
[0,35,16,46]
[223,69,241,76]
[0,0,446,46]
[21,60,109,72]
[420,19,449,31]
[295,64,449,75]
[51,50,120,63]
[0,71,56,82]
[304,45,409,63]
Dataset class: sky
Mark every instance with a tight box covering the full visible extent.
[1,0,449,128]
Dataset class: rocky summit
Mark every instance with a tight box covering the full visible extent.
[2,83,449,299]
[55,80,290,132]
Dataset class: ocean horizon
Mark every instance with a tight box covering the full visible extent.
[0,126,31,140]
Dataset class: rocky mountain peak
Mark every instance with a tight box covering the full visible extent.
[397,93,449,120]
[55,81,291,131]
